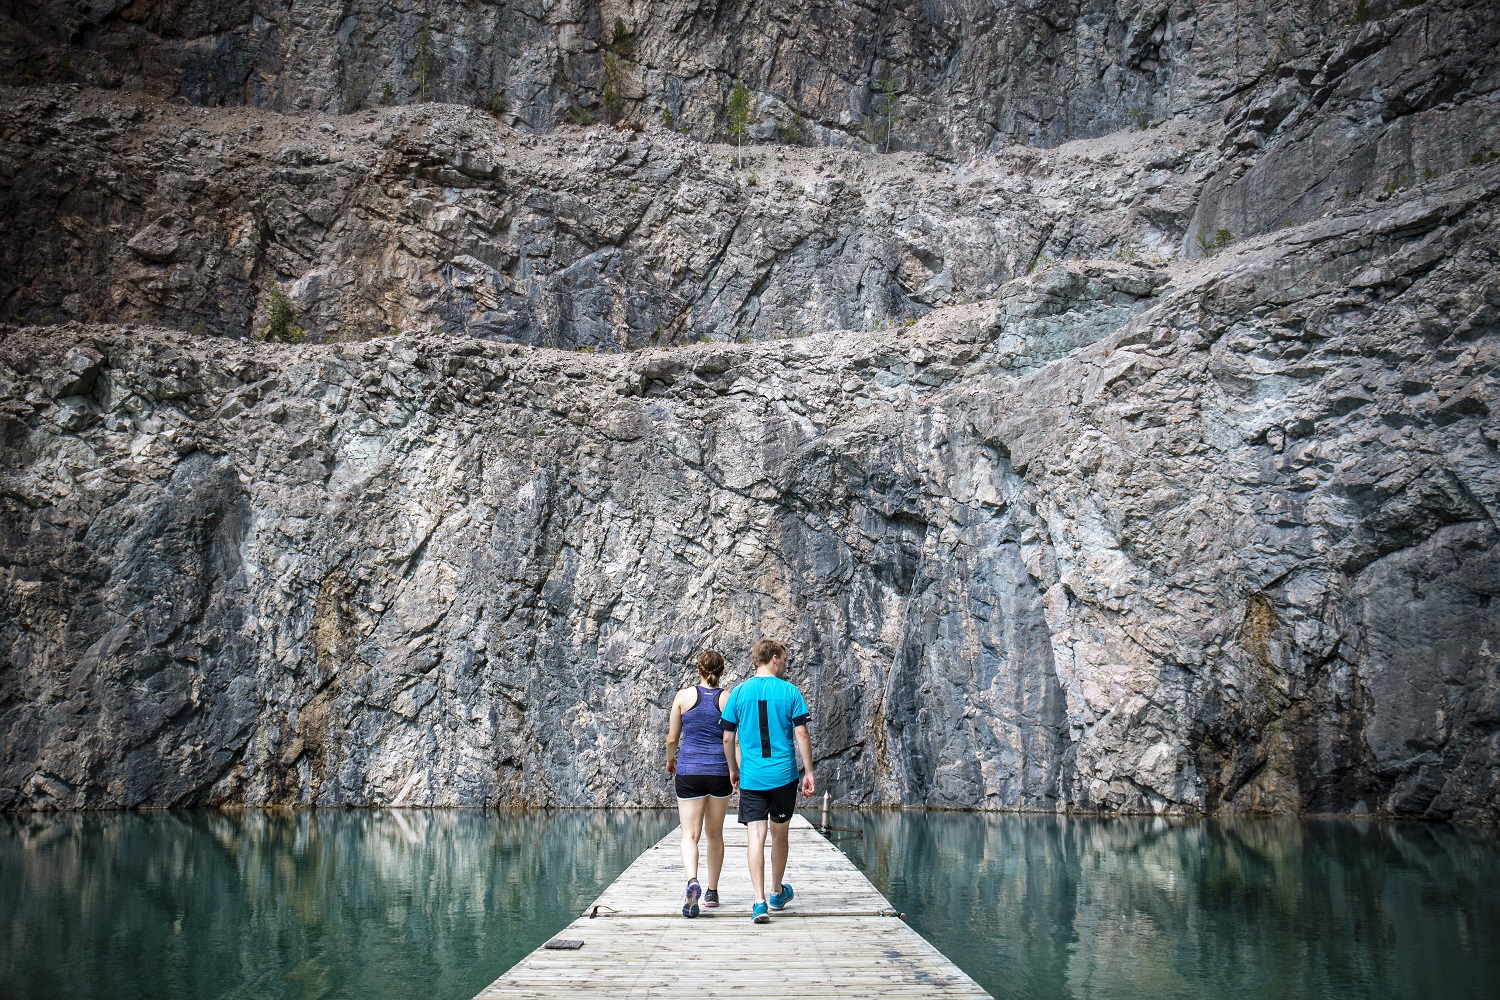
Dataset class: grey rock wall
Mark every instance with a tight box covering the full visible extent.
[5,0,1341,152]
[4,1,1493,351]
[1,0,1497,821]
[0,88,1212,344]
[3,152,1497,818]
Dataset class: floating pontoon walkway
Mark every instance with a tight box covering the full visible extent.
[474,813,993,999]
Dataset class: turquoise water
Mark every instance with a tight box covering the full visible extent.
[5,809,1498,1000]
[0,809,673,1000]
[834,811,1500,1000]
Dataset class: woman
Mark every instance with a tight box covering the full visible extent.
[665,650,733,917]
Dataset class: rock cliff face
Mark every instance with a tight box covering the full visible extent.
[1,0,1498,820]
[2,90,1203,347]
[7,0,1346,152]
[3,1,1494,348]
[4,179,1498,818]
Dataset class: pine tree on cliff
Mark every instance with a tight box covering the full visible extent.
[726,80,753,152]
[868,64,901,153]
[412,24,435,102]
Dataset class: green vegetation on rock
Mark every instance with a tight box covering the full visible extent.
[602,52,623,125]
[867,64,901,151]
[259,286,307,343]
[1195,227,1234,256]
[726,79,752,148]
[413,25,435,101]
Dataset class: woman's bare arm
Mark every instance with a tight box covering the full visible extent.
[666,689,686,774]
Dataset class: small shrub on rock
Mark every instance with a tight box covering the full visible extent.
[602,52,623,124]
[607,16,635,57]
[482,91,508,116]
[260,286,307,343]
[1195,227,1234,256]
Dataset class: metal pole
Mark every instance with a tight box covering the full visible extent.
[820,791,830,834]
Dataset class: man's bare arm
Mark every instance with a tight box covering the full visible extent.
[794,725,814,796]
[723,730,740,787]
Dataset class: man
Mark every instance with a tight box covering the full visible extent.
[719,638,815,924]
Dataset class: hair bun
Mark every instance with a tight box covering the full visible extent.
[697,649,725,683]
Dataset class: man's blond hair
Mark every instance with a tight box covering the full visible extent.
[750,638,786,667]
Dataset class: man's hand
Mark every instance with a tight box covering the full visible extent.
[800,771,815,797]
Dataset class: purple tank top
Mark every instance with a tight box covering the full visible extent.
[677,686,729,776]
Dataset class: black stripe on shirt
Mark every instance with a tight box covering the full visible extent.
[792,713,810,728]
[758,700,771,758]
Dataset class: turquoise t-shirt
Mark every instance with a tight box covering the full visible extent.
[719,675,810,791]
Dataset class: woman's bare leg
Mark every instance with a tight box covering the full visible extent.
[703,794,729,890]
[677,795,706,882]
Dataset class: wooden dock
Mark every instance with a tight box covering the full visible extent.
[473,813,993,999]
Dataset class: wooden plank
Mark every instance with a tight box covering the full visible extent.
[473,812,993,1000]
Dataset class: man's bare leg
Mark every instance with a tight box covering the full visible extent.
[746,819,769,901]
[769,819,790,894]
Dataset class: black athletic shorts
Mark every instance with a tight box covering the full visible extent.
[738,779,799,824]
[675,773,733,799]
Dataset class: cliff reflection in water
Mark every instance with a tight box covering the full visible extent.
[838,812,1499,1000]
[0,808,672,1000]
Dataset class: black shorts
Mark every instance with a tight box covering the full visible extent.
[738,779,799,824]
[675,773,732,799]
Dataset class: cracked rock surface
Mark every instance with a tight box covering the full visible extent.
[5,0,1358,152]
[1,0,1498,820]
[3,160,1497,817]
[4,2,1495,348]
[0,88,1213,346]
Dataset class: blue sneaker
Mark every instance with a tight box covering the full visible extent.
[682,879,701,918]
[751,901,770,924]
[768,882,794,910]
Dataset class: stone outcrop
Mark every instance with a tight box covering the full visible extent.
[3,150,1498,818]
[5,0,1360,152]
[0,0,1497,821]
[0,88,1216,346]
[3,1,1494,350]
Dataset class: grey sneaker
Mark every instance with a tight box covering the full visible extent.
[703,888,719,908]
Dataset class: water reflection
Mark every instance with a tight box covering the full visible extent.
[837,812,1500,1000]
[0,808,673,1000]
